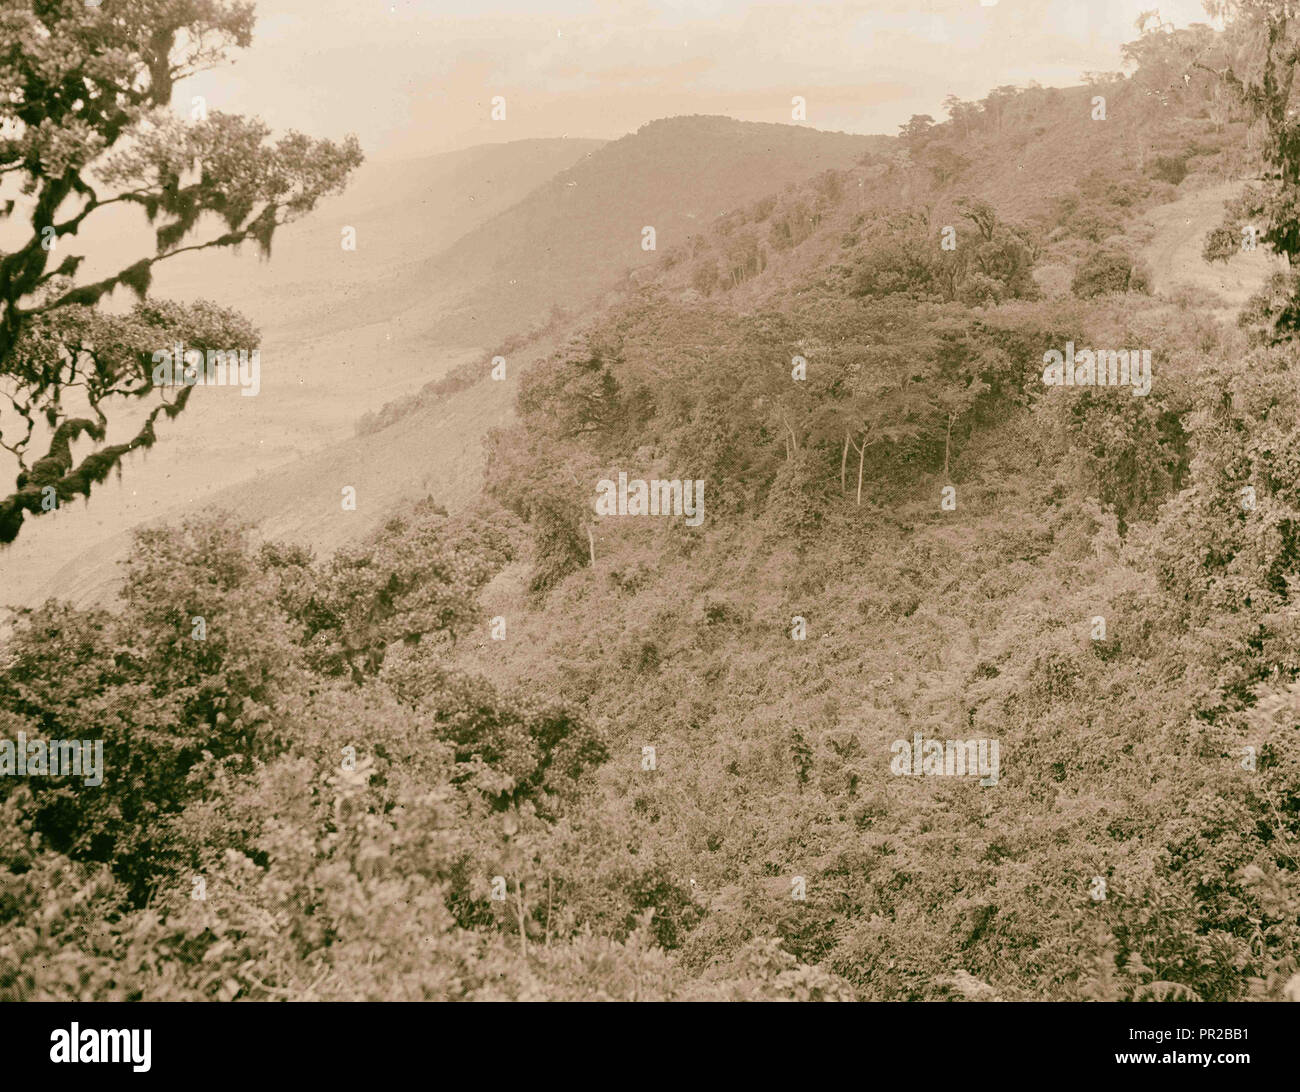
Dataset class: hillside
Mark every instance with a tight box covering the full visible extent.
[8,12,1300,1004]
[344,116,887,346]
[0,138,603,610]
[30,118,886,608]
[29,83,1260,613]
[407,69,1297,999]
[41,330,553,608]
[64,137,608,337]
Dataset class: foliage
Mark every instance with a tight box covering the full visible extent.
[264,500,517,680]
[1071,246,1153,298]
[4,3,1300,1003]
[0,0,362,543]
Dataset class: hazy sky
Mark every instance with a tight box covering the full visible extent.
[180,0,1217,162]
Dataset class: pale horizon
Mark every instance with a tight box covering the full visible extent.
[178,0,1218,161]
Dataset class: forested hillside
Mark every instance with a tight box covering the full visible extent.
[3,11,1299,1001]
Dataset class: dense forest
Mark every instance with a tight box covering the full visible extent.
[3,3,1300,1001]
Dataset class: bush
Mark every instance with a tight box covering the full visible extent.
[1071,246,1151,297]
[1148,155,1188,185]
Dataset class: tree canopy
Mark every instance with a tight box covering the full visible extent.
[0,0,362,542]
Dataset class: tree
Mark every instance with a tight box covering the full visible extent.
[823,329,934,506]
[922,144,969,187]
[1198,2,1300,337]
[0,293,258,543]
[268,500,517,682]
[932,376,987,479]
[517,334,625,444]
[942,94,979,141]
[898,114,935,149]
[0,1,363,543]
[1071,245,1152,297]
[0,513,301,902]
[979,85,1020,134]
[484,426,591,594]
[851,203,1036,306]
[1122,10,1221,102]
[953,198,1039,302]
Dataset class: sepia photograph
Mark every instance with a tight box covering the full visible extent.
[0,0,1298,1055]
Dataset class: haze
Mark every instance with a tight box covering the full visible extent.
[181,0,1215,161]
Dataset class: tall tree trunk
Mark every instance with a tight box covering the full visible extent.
[856,434,866,507]
[944,412,955,477]
[846,432,872,507]
[841,432,850,492]
[780,410,798,459]
[514,879,528,959]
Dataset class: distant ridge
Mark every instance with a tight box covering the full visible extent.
[352,115,887,345]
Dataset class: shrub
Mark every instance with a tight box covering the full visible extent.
[1148,155,1188,185]
[1071,246,1151,297]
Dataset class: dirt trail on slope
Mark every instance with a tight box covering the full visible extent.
[1139,180,1282,314]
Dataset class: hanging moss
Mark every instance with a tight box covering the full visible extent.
[0,386,192,545]
[117,260,153,300]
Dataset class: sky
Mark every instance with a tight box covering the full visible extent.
[180,0,1219,162]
